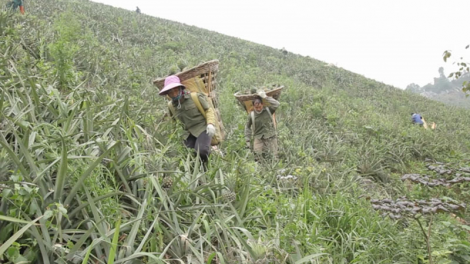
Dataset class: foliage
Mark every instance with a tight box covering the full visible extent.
[47,10,83,89]
[0,0,469,263]
[443,45,470,93]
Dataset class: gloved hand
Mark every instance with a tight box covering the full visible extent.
[257,90,267,98]
[206,124,216,137]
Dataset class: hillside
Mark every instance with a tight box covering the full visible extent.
[1,0,470,263]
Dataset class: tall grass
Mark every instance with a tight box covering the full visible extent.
[0,1,469,263]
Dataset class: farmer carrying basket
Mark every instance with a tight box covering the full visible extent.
[154,60,225,165]
[234,85,284,161]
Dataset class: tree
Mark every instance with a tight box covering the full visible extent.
[438,67,445,78]
[432,67,453,92]
[405,83,421,93]
[443,44,470,94]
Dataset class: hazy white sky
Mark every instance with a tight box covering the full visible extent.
[91,0,469,89]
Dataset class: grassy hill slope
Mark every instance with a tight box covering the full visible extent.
[1,0,470,263]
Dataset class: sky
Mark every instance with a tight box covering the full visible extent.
[90,0,469,89]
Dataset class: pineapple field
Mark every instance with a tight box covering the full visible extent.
[1,0,470,263]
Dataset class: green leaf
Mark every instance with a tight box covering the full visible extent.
[114,252,165,264]
[134,215,159,254]
[120,185,149,257]
[65,224,97,261]
[443,51,451,62]
[81,246,93,264]
[54,138,67,201]
[0,90,4,113]
[0,215,35,225]
[43,210,53,220]
[216,252,226,264]
[64,141,119,206]
[107,217,121,264]
[0,134,30,180]
[6,246,18,260]
[12,130,38,178]
[461,225,470,231]
[67,191,124,219]
[294,253,328,263]
[57,204,67,215]
[0,216,42,260]
[206,252,216,264]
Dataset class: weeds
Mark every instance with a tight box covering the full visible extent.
[0,2,470,263]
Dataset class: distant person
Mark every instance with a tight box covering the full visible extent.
[411,113,424,126]
[7,0,24,14]
[136,6,141,14]
[245,90,280,161]
[411,113,436,130]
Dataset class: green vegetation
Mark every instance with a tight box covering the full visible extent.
[443,45,470,93]
[1,0,469,263]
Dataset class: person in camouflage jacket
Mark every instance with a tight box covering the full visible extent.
[244,90,279,160]
[159,75,216,163]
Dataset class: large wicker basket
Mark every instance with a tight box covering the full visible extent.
[234,86,284,113]
[234,86,284,102]
[153,60,219,94]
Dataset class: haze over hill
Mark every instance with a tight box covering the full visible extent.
[1,0,470,263]
[90,0,470,90]
[406,67,470,108]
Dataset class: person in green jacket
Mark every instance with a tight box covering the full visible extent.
[244,90,280,160]
[159,75,216,163]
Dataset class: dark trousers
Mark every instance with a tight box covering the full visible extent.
[184,131,211,162]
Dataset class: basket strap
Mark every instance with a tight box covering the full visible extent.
[265,108,277,130]
[251,111,255,140]
[190,93,207,120]
[273,113,277,129]
[208,70,212,95]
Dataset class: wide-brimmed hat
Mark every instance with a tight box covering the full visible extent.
[159,75,185,96]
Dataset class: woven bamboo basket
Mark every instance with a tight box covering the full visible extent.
[153,60,219,94]
[234,86,284,113]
